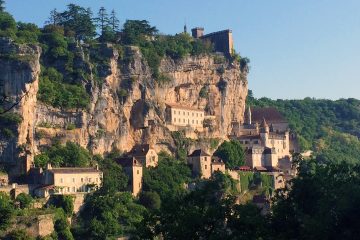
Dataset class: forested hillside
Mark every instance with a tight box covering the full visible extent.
[247,91,360,163]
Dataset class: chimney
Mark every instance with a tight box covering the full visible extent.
[46,163,52,170]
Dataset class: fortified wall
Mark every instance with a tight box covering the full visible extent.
[191,27,234,56]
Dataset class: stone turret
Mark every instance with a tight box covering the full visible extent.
[246,106,252,125]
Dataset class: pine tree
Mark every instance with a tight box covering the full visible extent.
[46,8,60,25]
[0,0,5,12]
[109,9,120,32]
[96,7,109,35]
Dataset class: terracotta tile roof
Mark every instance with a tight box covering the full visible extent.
[251,107,287,124]
[49,168,102,174]
[166,103,203,112]
[188,149,211,157]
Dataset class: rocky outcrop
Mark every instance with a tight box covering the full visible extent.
[0,41,248,176]
[0,38,41,175]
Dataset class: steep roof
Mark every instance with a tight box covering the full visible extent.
[211,156,224,164]
[129,144,151,157]
[251,107,287,124]
[116,156,142,167]
[188,149,211,157]
[48,167,102,174]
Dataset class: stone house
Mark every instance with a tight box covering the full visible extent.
[117,157,143,196]
[211,156,226,174]
[187,150,226,179]
[165,103,205,131]
[35,164,103,198]
[127,144,158,167]
[187,149,212,179]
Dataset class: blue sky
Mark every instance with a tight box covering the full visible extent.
[5,0,360,100]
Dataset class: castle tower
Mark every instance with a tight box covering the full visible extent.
[260,118,269,146]
[191,27,204,38]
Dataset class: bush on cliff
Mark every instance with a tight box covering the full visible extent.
[38,67,90,109]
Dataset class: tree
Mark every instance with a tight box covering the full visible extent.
[97,153,128,194]
[15,193,33,209]
[122,20,158,45]
[79,192,146,239]
[46,8,61,26]
[271,160,360,239]
[139,191,161,210]
[95,7,109,37]
[34,141,92,168]
[214,140,245,168]
[109,9,120,32]
[51,195,74,216]
[0,0,5,12]
[58,4,96,41]
[142,152,191,200]
[0,192,14,231]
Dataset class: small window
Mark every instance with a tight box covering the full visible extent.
[89,178,92,182]
[81,178,84,183]
[205,165,207,169]
[192,120,194,124]
[192,113,194,116]
[183,119,185,123]
[137,170,140,174]
[178,111,180,114]
[174,118,176,123]
[60,178,63,183]
[183,111,185,115]
[196,120,198,124]
[72,178,75,183]
[188,112,189,116]
[67,187,70,192]
[72,187,75,192]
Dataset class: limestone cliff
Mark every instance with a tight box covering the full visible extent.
[0,41,248,176]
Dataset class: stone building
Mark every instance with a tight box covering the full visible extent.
[165,103,205,131]
[187,149,212,179]
[231,107,293,173]
[117,157,143,196]
[187,150,226,179]
[211,157,226,175]
[126,144,158,167]
[36,164,103,197]
[191,27,234,56]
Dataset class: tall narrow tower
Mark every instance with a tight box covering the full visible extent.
[184,24,187,33]
[246,106,252,125]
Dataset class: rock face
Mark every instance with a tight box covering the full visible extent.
[0,38,41,175]
[0,41,248,176]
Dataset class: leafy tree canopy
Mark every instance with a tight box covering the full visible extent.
[34,141,92,168]
[214,140,245,168]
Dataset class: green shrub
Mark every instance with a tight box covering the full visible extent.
[66,123,76,130]
[15,193,33,209]
[38,67,90,109]
[199,85,209,98]
[51,195,74,217]
[156,73,172,85]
